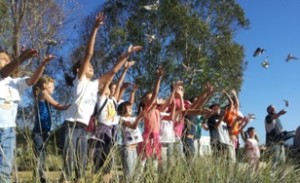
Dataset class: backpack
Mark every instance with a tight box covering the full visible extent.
[85,97,117,133]
[86,98,108,133]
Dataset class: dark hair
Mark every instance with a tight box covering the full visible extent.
[137,101,145,115]
[64,60,81,86]
[247,127,255,134]
[109,82,117,89]
[266,105,273,114]
[117,101,132,116]
[209,103,220,109]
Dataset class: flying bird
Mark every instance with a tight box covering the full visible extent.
[44,39,58,46]
[143,1,159,11]
[283,100,289,107]
[261,59,270,69]
[145,34,156,43]
[285,53,298,62]
[182,63,203,73]
[253,47,266,57]
[248,113,256,120]
[182,63,203,85]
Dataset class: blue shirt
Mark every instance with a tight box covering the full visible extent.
[33,100,52,133]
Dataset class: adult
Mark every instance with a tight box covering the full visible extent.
[265,105,287,173]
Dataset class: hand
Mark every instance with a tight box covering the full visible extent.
[230,89,237,95]
[124,60,135,69]
[42,55,55,65]
[20,49,39,61]
[156,66,164,78]
[278,109,287,116]
[121,82,131,89]
[95,12,105,28]
[127,45,143,54]
[205,82,214,93]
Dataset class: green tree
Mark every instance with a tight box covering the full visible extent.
[71,0,249,103]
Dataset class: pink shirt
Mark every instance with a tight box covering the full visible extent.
[144,107,161,134]
[173,98,191,137]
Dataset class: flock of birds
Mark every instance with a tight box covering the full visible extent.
[253,47,298,69]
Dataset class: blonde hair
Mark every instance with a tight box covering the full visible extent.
[33,76,55,99]
[0,52,10,62]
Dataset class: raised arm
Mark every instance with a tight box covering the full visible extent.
[26,55,54,86]
[78,12,105,80]
[271,109,286,120]
[223,90,234,111]
[99,45,142,85]
[214,109,226,128]
[190,83,214,109]
[158,83,177,112]
[129,84,138,104]
[0,49,38,78]
[148,67,164,108]
[231,89,240,111]
[114,61,135,99]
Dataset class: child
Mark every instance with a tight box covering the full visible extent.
[0,50,53,183]
[92,47,141,182]
[245,127,260,170]
[62,12,105,182]
[32,75,70,183]
[117,86,144,180]
[137,67,164,166]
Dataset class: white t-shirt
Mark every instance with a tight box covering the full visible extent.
[64,77,99,125]
[120,116,143,145]
[245,138,260,159]
[0,77,30,128]
[159,112,175,143]
[0,76,29,102]
[97,96,118,126]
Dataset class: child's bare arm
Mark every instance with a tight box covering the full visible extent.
[78,12,105,80]
[26,55,54,86]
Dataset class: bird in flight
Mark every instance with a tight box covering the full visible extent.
[248,113,256,120]
[285,53,298,62]
[143,1,159,11]
[261,59,270,68]
[253,47,266,57]
[145,34,156,43]
[283,100,289,107]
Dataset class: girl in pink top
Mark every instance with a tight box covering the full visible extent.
[138,67,164,164]
[245,127,260,170]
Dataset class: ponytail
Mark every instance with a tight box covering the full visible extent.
[64,60,81,87]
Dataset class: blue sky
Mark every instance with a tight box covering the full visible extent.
[76,0,300,144]
[236,0,300,143]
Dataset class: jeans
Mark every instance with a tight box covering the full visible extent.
[121,145,138,179]
[271,144,286,173]
[0,128,16,183]
[62,121,87,180]
[182,137,195,159]
[32,132,49,182]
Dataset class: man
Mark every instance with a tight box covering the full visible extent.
[265,105,287,173]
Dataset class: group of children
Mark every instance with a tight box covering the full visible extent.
[0,11,262,183]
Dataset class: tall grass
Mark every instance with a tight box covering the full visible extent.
[13,130,300,183]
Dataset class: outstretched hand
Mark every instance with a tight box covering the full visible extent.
[127,45,143,54]
[205,82,214,93]
[20,49,39,61]
[124,60,136,69]
[95,12,105,28]
[156,66,164,78]
[42,55,55,65]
